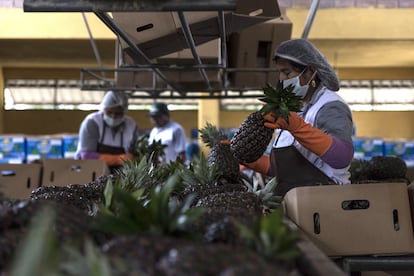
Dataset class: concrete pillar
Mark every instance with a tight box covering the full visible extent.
[198,99,220,155]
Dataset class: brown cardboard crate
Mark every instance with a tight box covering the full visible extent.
[227,17,292,87]
[283,183,414,257]
[0,163,42,199]
[41,159,109,187]
[112,0,281,59]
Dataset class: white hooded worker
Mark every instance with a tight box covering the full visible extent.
[75,91,139,172]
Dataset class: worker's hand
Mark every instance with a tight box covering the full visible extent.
[100,153,134,167]
[241,155,270,175]
[219,139,231,145]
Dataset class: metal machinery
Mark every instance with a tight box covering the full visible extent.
[23,0,293,99]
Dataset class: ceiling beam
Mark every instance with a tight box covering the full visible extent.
[23,0,237,12]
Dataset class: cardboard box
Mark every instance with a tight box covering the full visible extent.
[283,183,414,257]
[26,135,63,163]
[62,134,79,159]
[0,163,42,199]
[0,135,26,164]
[41,159,110,187]
[112,0,281,59]
[383,139,407,158]
[353,137,384,160]
[227,17,292,87]
[116,40,221,91]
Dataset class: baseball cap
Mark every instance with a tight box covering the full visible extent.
[149,102,169,117]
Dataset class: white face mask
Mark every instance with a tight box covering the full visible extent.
[282,68,317,98]
[103,114,124,128]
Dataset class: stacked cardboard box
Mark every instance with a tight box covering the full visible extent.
[283,183,414,257]
[0,135,26,164]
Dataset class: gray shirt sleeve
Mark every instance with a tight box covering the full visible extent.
[314,101,354,143]
[78,116,100,152]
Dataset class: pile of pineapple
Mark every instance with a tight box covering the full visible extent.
[0,125,301,275]
[349,156,409,184]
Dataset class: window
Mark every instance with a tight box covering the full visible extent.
[4,79,414,111]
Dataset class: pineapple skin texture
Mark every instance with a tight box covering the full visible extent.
[230,111,274,163]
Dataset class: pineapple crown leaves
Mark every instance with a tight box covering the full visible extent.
[114,157,156,194]
[259,82,302,123]
[95,173,205,237]
[199,122,228,148]
[181,153,220,187]
[128,134,166,159]
[233,208,300,262]
[58,239,112,276]
[147,173,206,236]
[244,176,283,213]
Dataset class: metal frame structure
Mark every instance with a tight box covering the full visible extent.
[22,0,319,100]
[23,0,289,99]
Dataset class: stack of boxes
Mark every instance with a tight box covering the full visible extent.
[353,137,414,167]
[0,135,26,164]
[0,133,79,164]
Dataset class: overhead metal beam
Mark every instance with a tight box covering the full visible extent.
[177,11,212,92]
[23,0,237,12]
[94,11,186,95]
[218,11,228,92]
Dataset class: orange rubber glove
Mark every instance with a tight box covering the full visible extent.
[99,153,134,167]
[220,139,270,175]
[264,112,333,157]
[242,155,270,175]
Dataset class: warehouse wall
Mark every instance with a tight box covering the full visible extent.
[3,109,414,140]
[2,7,414,141]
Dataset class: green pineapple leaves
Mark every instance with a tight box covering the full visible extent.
[234,208,300,262]
[259,82,302,124]
[199,122,227,148]
[95,173,205,237]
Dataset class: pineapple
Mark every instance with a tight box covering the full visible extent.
[350,156,408,183]
[366,156,407,181]
[179,154,246,206]
[199,123,241,183]
[231,82,301,163]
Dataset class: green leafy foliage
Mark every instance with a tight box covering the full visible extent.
[199,122,228,148]
[94,173,206,236]
[58,240,111,276]
[259,82,302,123]
[9,207,111,276]
[113,157,156,194]
[234,208,300,262]
[181,153,220,187]
[244,176,283,213]
[9,207,59,276]
[128,133,167,164]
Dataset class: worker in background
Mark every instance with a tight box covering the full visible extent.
[148,102,187,163]
[243,39,354,196]
[186,128,200,164]
[75,91,139,172]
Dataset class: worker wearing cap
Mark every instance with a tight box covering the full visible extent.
[243,39,354,196]
[148,102,187,163]
[76,91,139,171]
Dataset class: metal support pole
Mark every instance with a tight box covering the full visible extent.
[94,11,185,95]
[301,0,320,39]
[177,11,212,91]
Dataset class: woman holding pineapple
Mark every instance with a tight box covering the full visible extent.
[233,39,354,196]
